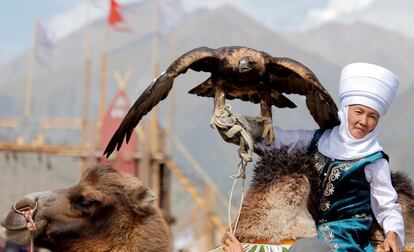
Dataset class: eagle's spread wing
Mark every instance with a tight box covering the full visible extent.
[104,47,219,157]
[266,57,340,128]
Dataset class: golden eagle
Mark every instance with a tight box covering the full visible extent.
[104,46,339,157]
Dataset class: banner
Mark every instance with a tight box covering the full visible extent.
[36,21,54,65]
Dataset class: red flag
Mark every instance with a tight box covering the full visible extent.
[108,0,123,25]
[107,0,132,32]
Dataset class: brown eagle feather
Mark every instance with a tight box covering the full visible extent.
[104,46,339,157]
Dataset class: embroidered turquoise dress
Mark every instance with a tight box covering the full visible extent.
[308,129,388,252]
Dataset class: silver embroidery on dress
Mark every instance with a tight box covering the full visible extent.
[314,151,327,172]
[319,157,356,212]
[318,224,340,252]
[323,183,335,197]
[319,198,331,211]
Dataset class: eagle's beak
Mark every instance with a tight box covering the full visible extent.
[239,58,251,72]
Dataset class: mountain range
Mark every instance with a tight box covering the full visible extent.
[1,1,414,238]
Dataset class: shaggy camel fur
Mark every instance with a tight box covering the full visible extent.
[231,148,414,250]
[371,172,414,251]
[1,165,171,252]
[234,148,321,243]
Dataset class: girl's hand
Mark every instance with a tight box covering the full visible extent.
[383,231,401,252]
[223,231,244,252]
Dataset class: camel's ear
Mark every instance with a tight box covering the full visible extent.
[128,186,156,214]
[136,186,156,207]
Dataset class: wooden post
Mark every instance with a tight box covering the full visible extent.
[24,19,39,118]
[166,11,177,155]
[99,52,108,124]
[96,20,110,150]
[138,123,152,187]
[205,185,217,248]
[80,2,92,173]
[114,69,134,91]
[150,0,161,202]
[160,161,174,224]
[81,2,92,147]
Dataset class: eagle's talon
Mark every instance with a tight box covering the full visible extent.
[262,121,275,145]
[209,116,216,129]
[210,106,228,129]
[210,112,221,129]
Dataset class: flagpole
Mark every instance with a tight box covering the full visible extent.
[101,0,129,125]
[25,19,39,118]
[150,0,160,155]
[166,5,177,156]
[97,4,111,153]
[163,0,179,232]
[150,0,161,200]
[99,40,108,122]
[82,0,92,147]
[98,29,109,124]
[80,0,93,173]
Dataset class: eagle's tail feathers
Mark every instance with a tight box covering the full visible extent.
[270,91,297,108]
[188,78,214,97]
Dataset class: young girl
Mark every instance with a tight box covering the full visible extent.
[222,62,404,252]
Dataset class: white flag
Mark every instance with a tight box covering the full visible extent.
[158,0,184,37]
[36,21,54,65]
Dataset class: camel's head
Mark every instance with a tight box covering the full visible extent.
[1,165,157,251]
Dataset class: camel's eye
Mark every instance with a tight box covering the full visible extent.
[74,196,97,209]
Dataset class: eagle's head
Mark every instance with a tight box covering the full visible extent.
[238,56,259,73]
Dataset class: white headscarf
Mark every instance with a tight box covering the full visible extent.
[318,62,399,160]
[318,106,383,160]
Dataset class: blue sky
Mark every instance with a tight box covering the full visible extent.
[0,0,411,64]
[0,0,82,62]
[0,0,324,63]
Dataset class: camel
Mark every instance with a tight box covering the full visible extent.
[1,165,171,252]
[219,148,414,251]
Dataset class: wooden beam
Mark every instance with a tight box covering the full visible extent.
[164,158,226,232]
[205,185,217,247]
[0,117,84,129]
[0,143,92,156]
[0,117,21,128]
[40,117,83,129]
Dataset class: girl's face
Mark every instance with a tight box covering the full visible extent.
[347,104,380,139]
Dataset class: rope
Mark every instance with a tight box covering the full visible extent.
[13,201,37,252]
[227,159,247,235]
[213,104,254,235]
